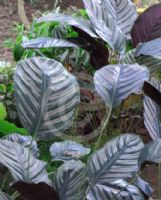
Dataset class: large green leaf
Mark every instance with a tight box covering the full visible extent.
[94,64,149,108]
[87,134,144,199]
[53,160,87,200]
[0,103,7,120]
[83,0,126,53]
[0,120,28,136]
[36,13,97,38]
[0,139,50,184]
[14,57,80,140]
[143,79,161,140]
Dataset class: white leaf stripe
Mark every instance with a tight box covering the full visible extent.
[143,79,161,140]
[83,0,126,53]
[94,64,149,108]
[14,57,80,140]
[53,161,87,200]
[0,140,50,184]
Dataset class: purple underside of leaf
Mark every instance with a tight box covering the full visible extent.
[131,3,161,48]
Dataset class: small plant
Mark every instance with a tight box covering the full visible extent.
[2,0,161,199]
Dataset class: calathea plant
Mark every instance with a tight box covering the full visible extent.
[1,0,161,200]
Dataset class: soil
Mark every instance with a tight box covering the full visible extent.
[0,0,83,62]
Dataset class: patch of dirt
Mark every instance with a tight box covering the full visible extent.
[0,1,19,61]
[0,1,63,61]
[0,0,84,62]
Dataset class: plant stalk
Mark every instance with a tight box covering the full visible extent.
[11,191,19,199]
[95,107,112,150]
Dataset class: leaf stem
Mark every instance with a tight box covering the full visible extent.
[94,107,112,150]
[11,191,19,199]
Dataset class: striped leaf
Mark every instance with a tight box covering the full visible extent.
[94,64,149,108]
[0,191,12,200]
[139,139,161,167]
[36,13,98,38]
[87,134,144,199]
[135,38,161,59]
[3,133,39,158]
[53,160,87,200]
[14,57,80,140]
[123,49,161,76]
[50,141,91,161]
[22,37,79,49]
[0,139,50,184]
[102,0,138,38]
[87,179,145,200]
[143,79,161,140]
[83,0,126,53]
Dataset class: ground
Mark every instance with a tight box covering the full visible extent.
[0,0,83,62]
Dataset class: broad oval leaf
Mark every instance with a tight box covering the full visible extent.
[0,139,50,184]
[3,133,39,158]
[50,140,91,161]
[135,38,161,59]
[87,134,144,186]
[83,0,126,53]
[123,49,161,76]
[36,13,98,38]
[87,178,144,200]
[14,57,80,140]
[53,160,87,200]
[131,3,161,47]
[139,139,161,167]
[0,191,12,200]
[143,79,161,139]
[13,181,60,200]
[94,64,149,108]
[22,37,79,49]
[103,0,138,38]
